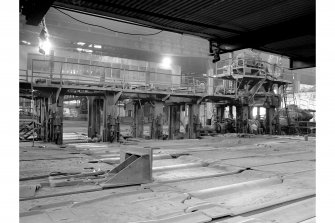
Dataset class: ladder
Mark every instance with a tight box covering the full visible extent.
[249,76,267,105]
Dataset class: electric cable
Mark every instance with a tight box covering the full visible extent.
[53,7,164,36]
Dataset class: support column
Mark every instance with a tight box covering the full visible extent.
[44,97,49,142]
[188,104,200,139]
[133,101,144,138]
[35,98,41,140]
[102,91,120,142]
[151,102,164,140]
[216,105,222,123]
[39,98,46,141]
[39,88,67,145]
[47,96,53,142]
[275,108,281,135]
[95,99,102,137]
[87,97,103,138]
[236,105,249,133]
[54,95,64,145]
[168,105,181,140]
[168,105,174,140]
[243,106,249,133]
[87,97,94,138]
[248,106,253,119]
[215,105,225,123]
[266,107,275,134]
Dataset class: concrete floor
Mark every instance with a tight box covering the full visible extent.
[19,133,315,223]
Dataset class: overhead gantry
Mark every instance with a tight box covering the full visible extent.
[19,52,292,144]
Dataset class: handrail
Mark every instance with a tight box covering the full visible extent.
[23,59,208,94]
[19,69,29,82]
[30,59,193,78]
[216,58,292,70]
[22,57,291,97]
[213,57,293,96]
[216,58,294,78]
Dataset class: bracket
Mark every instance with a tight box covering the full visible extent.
[100,148,153,188]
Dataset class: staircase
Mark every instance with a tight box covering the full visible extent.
[249,77,267,105]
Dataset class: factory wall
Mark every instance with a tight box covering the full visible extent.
[19,45,182,86]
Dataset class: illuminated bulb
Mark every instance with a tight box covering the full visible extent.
[22,40,31,45]
[83,49,93,53]
[161,57,172,69]
[39,39,51,55]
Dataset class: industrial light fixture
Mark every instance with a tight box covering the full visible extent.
[76,48,93,53]
[209,41,222,63]
[39,38,51,55]
[77,42,85,46]
[84,49,93,53]
[21,40,31,45]
[93,44,102,49]
[161,57,172,69]
[38,18,51,55]
[212,49,220,63]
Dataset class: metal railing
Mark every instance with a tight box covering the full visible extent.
[20,59,208,94]
[19,69,30,82]
[20,58,294,97]
[216,58,294,79]
[214,58,294,96]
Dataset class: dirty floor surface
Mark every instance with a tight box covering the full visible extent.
[20,134,315,223]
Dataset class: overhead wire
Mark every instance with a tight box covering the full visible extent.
[53,7,164,36]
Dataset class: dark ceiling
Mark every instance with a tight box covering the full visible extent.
[20,0,315,69]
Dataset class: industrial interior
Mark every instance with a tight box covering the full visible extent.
[19,0,316,222]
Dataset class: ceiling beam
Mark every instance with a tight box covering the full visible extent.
[52,1,243,35]
[218,14,315,52]
[290,57,316,70]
